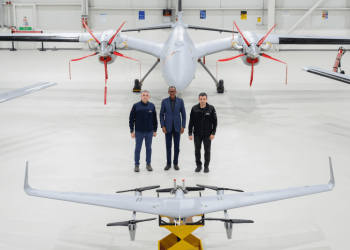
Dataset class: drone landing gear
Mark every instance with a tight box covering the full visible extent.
[133,59,160,93]
[198,59,224,93]
[158,215,204,250]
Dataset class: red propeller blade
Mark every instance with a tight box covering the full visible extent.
[113,51,142,80]
[103,59,108,105]
[261,53,288,84]
[69,52,98,79]
[108,21,127,45]
[234,21,250,46]
[216,53,245,79]
[250,60,254,87]
[104,86,107,105]
[82,19,100,44]
[258,23,277,46]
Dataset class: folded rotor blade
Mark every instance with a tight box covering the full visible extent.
[250,60,255,87]
[113,51,142,80]
[196,184,218,191]
[104,59,108,105]
[82,19,100,44]
[204,218,254,224]
[133,218,156,224]
[186,187,205,192]
[69,52,98,80]
[108,21,127,45]
[156,188,173,193]
[107,221,130,226]
[225,188,244,192]
[138,185,161,192]
[116,188,137,193]
[234,21,250,46]
[261,53,288,84]
[116,185,160,193]
[258,23,277,46]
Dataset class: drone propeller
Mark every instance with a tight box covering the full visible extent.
[234,21,250,47]
[70,21,140,105]
[107,218,156,227]
[204,218,254,224]
[196,184,244,192]
[117,185,160,193]
[156,186,205,193]
[261,53,288,84]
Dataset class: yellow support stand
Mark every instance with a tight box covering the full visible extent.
[158,215,204,250]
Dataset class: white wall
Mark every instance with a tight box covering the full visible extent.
[1,0,350,50]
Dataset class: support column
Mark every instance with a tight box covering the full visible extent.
[0,1,4,29]
[267,0,275,34]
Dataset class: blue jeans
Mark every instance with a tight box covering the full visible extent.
[165,126,180,165]
[135,131,153,166]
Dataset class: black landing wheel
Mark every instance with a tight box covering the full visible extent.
[133,79,141,92]
[217,80,224,93]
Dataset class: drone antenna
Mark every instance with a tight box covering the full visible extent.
[182,179,186,190]
[174,179,177,189]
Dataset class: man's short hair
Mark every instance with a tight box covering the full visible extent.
[141,90,149,94]
[199,92,207,98]
[168,86,176,91]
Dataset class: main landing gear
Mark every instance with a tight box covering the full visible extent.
[198,59,224,93]
[133,59,160,92]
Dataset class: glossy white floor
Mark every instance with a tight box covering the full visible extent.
[0,47,349,250]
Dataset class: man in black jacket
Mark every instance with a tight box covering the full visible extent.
[188,93,217,173]
[129,90,158,172]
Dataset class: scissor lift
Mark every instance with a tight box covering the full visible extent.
[333,46,346,74]
[158,215,204,250]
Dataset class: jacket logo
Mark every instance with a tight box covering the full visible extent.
[149,111,152,113]
[206,113,210,115]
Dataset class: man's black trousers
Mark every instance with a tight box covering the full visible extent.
[194,135,211,167]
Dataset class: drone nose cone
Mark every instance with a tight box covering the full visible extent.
[162,50,196,91]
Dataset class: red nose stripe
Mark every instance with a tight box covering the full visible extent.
[100,56,112,62]
[247,58,258,64]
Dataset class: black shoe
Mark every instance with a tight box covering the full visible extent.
[204,166,209,173]
[134,165,140,172]
[174,165,180,171]
[164,165,171,170]
[195,165,202,172]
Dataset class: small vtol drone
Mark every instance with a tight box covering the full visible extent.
[24,158,334,244]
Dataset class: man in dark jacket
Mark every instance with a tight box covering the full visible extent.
[129,90,158,172]
[160,86,186,171]
[188,93,217,173]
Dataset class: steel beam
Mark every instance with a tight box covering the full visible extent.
[287,0,324,35]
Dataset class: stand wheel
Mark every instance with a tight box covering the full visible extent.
[340,70,345,74]
[217,79,224,93]
[133,79,141,92]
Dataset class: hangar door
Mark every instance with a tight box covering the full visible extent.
[15,6,35,50]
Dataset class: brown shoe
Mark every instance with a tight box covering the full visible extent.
[146,165,153,171]
[164,165,171,170]
[174,165,180,171]
[134,165,140,172]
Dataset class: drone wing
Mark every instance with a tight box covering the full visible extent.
[23,162,161,215]
[262,34,350,45]
[199,158,335,214]
[0,32,100,43]
[0,82,56,103]
[303,66,350,84]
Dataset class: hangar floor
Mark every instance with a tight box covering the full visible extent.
[0,49,349,250]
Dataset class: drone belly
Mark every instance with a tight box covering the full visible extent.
[159,198,201,217]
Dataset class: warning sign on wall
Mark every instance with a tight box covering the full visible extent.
[241,11,247,20]
[20,16,32,30]
[322,11,328,19]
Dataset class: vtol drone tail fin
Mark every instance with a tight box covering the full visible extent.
[328,157,335,190]
[24,162,33,193]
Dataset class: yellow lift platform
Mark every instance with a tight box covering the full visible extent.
[158,215,204,250]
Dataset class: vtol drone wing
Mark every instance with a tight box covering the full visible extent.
[303,66,350,84]
[0,32,100,43]
[198,158,335,214]
[23,162,162,215]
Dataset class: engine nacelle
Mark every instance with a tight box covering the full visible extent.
[98,54,117,65]
[128,223,137,241]
[260,42,272,51]
[87,39,99,50]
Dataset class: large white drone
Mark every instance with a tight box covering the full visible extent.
[2,0,350,104]
[24,158,334,242]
